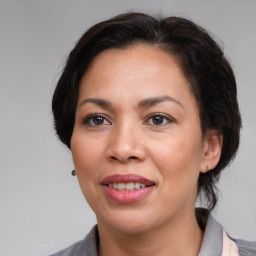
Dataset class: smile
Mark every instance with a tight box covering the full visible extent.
[108,182,148,191]
[101,174,155,203]
[108,182,146,191]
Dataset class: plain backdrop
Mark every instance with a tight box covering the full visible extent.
[0,0,255,255]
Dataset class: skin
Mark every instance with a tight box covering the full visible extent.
[71,44,223,256]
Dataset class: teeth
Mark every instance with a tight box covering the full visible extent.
[113,183,118,189]
[134,182,140,189]
[108,182,149,191]
[125,182,134,190]
[117,183,125,190]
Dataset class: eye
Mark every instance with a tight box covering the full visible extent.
[83,114,111,126]
[145,114,173,126]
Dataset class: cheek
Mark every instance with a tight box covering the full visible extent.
[71,133,105,172]
[70,132,108,202]
[149,135,203,192]
[70,133,105,207]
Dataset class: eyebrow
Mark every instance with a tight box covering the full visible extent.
[79,98,112,108]
[137,96,184,109]
[79,95,183,109]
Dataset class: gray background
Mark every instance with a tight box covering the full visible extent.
[0,0,255,255]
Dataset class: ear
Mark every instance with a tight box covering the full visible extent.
[200,129,223,173]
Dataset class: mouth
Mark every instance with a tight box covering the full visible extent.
[101,174,155,203]
[107,181,151,191]
[101,174,155,189]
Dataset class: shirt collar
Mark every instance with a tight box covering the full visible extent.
[198,209,223,256]
[81,208,223,256]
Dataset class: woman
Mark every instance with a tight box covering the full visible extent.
[51,12,255,256]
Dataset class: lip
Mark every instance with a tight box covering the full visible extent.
[101,174,155,186]
[101,174,155,203]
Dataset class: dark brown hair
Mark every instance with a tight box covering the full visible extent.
[52,12,241,211]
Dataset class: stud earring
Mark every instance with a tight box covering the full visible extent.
[71,170,76,176]
[206,167,212,174]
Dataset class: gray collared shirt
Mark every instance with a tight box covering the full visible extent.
[50,211,256,256]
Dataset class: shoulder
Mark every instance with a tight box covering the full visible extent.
[196,208,256,256]
[232,238,256,256]
[50,240,83,256]
[49,226,99,256]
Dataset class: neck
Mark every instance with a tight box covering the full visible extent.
[97,209,203,256]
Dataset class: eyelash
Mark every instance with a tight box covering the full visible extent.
[82,113,174,127]
[144,113,174,126]
[82,114,111,126]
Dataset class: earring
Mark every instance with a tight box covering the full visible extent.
[71,170,76,176]
[206,167,212,174]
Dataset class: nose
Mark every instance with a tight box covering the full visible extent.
[105,122,146,163]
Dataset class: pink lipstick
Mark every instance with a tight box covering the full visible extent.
[101,174,155,203]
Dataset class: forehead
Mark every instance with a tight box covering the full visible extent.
[78,44,196,106]
[85,44,184,80]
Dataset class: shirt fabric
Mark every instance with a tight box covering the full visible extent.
[50,209,256,256]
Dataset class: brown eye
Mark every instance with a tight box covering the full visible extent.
[152,116,164,125]
[83,114,111,126]
[93,116,104,125]
[145,114,173,126]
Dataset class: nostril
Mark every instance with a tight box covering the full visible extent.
[110,155,137,161]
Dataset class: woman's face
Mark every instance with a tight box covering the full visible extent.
[71,44,218,234]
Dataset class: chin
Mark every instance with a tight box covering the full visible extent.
[97,208,157,234]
